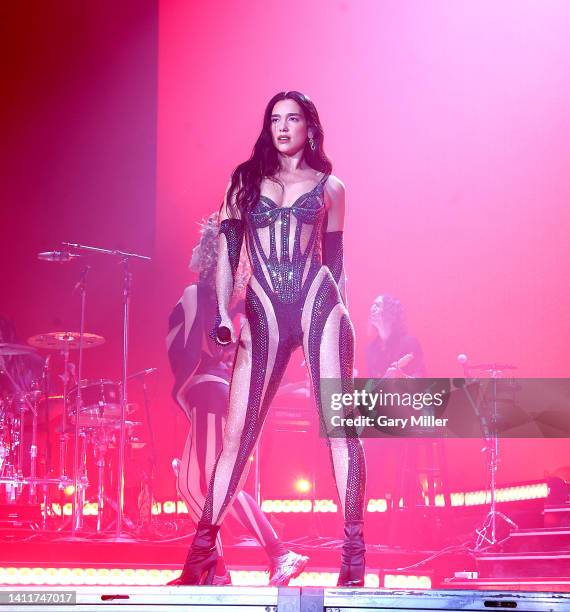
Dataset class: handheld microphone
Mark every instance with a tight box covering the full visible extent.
[216,326,232,345]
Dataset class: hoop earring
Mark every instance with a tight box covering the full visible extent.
[309,137,316,151]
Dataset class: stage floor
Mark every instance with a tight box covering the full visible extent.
[0,586,569,612]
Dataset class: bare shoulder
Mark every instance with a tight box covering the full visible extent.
[323,174,346,211]
[325,173,345,189]
[324,173,346,197]
[221,176,242,220]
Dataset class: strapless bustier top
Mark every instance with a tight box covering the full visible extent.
[244,179,328,303]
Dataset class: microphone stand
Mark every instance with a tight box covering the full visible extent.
[42,356,51,529]
[63,242,150,539]
[116,256,131,538]
[71,265,90,536]
[474,368,518,549]
[141,372,158,525]
[459,356,518,549]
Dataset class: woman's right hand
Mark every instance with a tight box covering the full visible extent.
[216,312,236,345]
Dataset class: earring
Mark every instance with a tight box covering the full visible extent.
[309,137,316,151]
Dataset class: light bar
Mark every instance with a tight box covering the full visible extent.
[367,498,388,513]
[383,573,432,589]
[0,567,379,588]
[261,499,338,513]
[63,479,544,520]
[432,482,549,508]
[0,567,178,586]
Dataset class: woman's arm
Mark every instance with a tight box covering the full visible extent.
[322,175,348,303]
[212,180,245,344]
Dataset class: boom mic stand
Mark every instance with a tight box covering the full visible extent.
[63,242,151,539]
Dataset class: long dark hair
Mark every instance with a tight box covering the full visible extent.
[225,91,333,218]
[369,294,408,340]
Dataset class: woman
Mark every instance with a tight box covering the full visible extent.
[167,213,308,585]
[177,91,366,587]
[366,294,425,378]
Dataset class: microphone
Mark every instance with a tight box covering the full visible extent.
[457,353,471,377]
[38,251,80,262]
[216,326,232,345]
[127,367,158,380]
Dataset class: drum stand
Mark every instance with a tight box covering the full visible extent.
[464,368,518,549]
[0,356,39,503]
[475,374,517,548]
[58,344,74,491]
[92,428,136,534]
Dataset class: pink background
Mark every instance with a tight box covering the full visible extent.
[3,0,570,504]
[155,0,570,496]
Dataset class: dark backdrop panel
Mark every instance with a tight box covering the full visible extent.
[0,2,169,494]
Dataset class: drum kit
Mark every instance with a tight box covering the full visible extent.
[1,241,153,538]
[0,332,147,534]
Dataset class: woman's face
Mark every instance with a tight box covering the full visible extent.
[369,296,392,338]
[270,98,312,157]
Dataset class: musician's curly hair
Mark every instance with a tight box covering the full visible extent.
[195,212,249,296]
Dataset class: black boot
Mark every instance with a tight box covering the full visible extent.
[212,557,232,586]
[169,522,220,585]
[337,520,365,587]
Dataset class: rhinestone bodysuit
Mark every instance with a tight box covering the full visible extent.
[201,173,366,526]
[247,176,327,305]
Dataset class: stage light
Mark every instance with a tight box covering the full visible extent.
[63,485,75,496]
[291,572,337,586]
[294,478,312,493]
[230,570,269,586]
[367,498,388,512]
[0,567,380,587]
[261,499,331,513]
[383,573,432,589]
[313,499,338,513]
[0,567,179,586]
[83,502,98,516]
[431,481,549,508]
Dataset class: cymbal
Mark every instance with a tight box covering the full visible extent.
[28,332,105,350]
[0,342,38,356]
[469,362,518,371]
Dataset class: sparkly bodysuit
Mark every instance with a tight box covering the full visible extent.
[202,173,366,525]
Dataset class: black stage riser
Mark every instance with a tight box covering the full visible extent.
[450,578,570,592]
[544,505,570,528]
[503,528,570,552]
[477,552,570,578]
